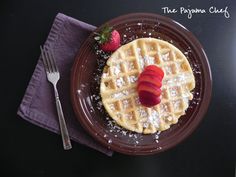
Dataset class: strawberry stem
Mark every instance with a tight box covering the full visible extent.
[94,24,113,44]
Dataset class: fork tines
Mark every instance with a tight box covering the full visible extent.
[40,45,58,73]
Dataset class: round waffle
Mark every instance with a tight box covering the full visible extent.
[100,38,195,134]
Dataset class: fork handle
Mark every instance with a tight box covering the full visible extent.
[54,86,72,150]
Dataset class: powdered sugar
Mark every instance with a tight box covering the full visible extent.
[105,117,143,144]
[165,65,173,75]
[138,53,155,70]
[160,103,168,114]
[161,113,173,122]
[136,48,145,69]
[146,110,160,128]
[161,52,170,61]
[138,108,148,118]
[163,73,193,87]
[102,72,109,78]
[154,131,161,143]
[111,90,129,99]
[127,61,135,70]
[122,99,130,109]
[173,100,182,111]
[128,75,138,83]
[113,65,121,75]
[170,87,178,97]
[116,77,125,88]
[109,103,115,111]
[135,96,141,105]
[144,55,155,65]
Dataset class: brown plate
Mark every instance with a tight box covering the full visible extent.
[70,13,212,155]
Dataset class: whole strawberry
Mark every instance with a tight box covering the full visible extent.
[94,25,121,52]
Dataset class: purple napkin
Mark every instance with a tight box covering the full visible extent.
[17,13,113,156]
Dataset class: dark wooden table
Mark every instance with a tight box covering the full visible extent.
[2,0,235,176]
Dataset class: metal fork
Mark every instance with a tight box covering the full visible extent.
[40,46,72,150]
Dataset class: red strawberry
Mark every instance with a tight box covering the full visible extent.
[138,82,162,97]
[138,75,162,88]
[144,65,164,79]
[94,25,120,52]
[139,91,161,107]
[137,65,164,107]
[139,70,163,82]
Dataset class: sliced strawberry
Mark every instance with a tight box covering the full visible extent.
[139,90,161,107]
[138,74,162,88]
[144,65,164,79]
[140,70,163,81]
[138,82,162,97]
[136,65,164,107]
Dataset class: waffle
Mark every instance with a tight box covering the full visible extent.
[100,38,195,134]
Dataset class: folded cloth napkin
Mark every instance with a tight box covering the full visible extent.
[17,13,113,156]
